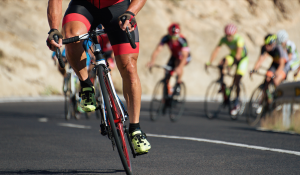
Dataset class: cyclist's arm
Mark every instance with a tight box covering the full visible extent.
[148,44,163,66]
[209,46,221,64]
[178,50,189,69]
[253,53,268,71]
[47,0,63,48]
[276,58,286,75]
[127,0,147,15]
[288,53,293,61]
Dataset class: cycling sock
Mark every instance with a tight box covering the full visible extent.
[80,77,93,88]
[129,123,140,133]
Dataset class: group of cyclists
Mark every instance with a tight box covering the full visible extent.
[46,0,300,159]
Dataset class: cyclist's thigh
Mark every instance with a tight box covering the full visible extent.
[100,0,139,56]
[236,56,249,76]
[166,56,176,78]
[225,55,234,67]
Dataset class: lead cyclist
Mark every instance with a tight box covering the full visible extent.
[46,0,150,155]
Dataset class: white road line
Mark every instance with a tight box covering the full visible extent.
[147,134,300,157]
[58,123,91,129]
[38,118,48,122]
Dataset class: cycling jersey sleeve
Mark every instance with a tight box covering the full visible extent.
[260,46,267,55]
[218,37,226,47]
[237,37,245,48]
[159,35,169,46]
[178,37,189,52]
[278,45,289,62]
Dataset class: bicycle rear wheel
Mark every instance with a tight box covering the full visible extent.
[97,65,132,175]
[228,82,247,120]
[150,80,165,121]
[204,81,225,119]
[247,84,265,126]
[169,82,186,122]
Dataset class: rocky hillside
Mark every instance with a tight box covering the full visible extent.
[1,0,300,97]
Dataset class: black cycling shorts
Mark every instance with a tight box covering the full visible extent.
[62,0,139,56]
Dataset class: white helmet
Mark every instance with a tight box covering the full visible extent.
[277,30,289,44]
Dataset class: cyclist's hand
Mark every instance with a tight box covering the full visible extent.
[249,70,255,78]
[146,61,154,68]
[46,29,63,51]
[205,62,210,71]
[118,11,137,32]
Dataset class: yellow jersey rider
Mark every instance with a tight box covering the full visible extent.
[206,24,249,116]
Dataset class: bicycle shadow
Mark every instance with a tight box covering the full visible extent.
[0,169,125,174]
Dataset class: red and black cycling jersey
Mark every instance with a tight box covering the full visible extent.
[160,34,190,59]
[86,0,124,9]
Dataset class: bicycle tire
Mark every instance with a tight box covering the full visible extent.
[97,65,132,175]
[94,78,102,119]
[169,82,186,122]
[204,81,224,119]
[228,82,247,120]
[149,80,165,121]
[247,84,265,126]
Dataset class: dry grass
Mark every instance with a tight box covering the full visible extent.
[261,105,300,134]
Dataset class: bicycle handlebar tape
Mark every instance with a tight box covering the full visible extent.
[121,16,136,49]
[53,35,65,68]
[63,36,80,44]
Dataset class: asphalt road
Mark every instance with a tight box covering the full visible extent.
[0,101,299,175]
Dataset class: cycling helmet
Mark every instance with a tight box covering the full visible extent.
[168,23,180,36]
[224,24,237,35]
[264,34,277,45]
[276,30,289,44]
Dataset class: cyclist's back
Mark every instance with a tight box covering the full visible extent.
[160,34,191,60]
[218,34,247,58]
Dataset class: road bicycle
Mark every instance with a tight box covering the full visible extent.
[149,64,186,122]
[204,65,246,120]
[54,23,139,175]
[247,70,276,126]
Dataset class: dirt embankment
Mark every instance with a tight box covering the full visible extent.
[1,0,300,97]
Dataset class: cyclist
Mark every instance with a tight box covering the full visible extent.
[276,30,300,78]
[206,24,248,116]
[47,0,150,154]
[147,23,191,95]
[250,34,289,113]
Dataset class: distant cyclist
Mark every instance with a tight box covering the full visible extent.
[147,23,191,93]
[52,48,67,77]
[276,30,300,78]
[206,24,248,116]
[250,34,288,114]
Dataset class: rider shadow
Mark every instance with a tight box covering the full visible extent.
[0,169,125,174]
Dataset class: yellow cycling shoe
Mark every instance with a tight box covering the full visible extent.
[80,86,96,112]
[130,129,151,154]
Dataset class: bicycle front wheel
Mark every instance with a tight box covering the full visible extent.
[204,81,225,119]
[150,80,165,121]
[169,82,186,122]
[97,65,132,175]
[228,82,247,120]
[247,84,265,126]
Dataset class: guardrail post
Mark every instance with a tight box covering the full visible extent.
[282,103,291,129]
